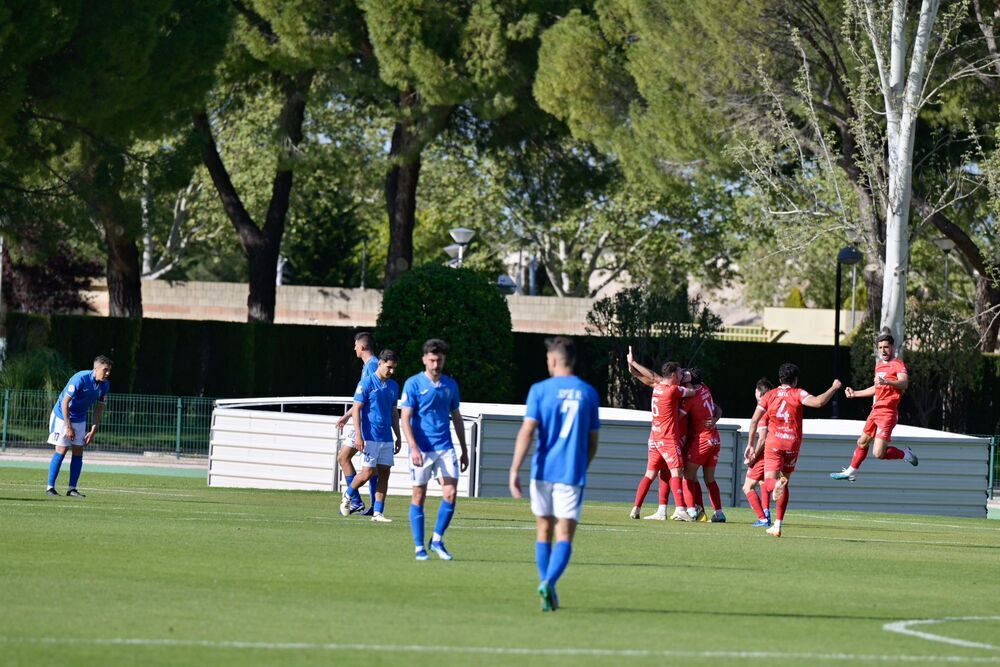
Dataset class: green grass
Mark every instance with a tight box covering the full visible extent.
[1,467,998,667]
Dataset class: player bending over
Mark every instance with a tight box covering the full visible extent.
[339,349,401,522]
[742,378,773,527]
[830,331,917,482]
[682,369,725,522]
[626,347,697,520]
[510,336,600,612]
[749,363,840,537]
[400,339,469,561]
[336,332,381,515]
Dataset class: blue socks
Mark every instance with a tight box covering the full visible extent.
[345,474,362,502]
[69,453,83,488]
[409,504,425,547]
[369,475,378,506]
[434,500,455,538]
[47,451,66,488]
[544,541,572,586]
[374,500,385,514]
[535,541,552,582]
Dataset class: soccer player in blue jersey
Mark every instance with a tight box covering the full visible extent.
[400,339,468,561]
[340,349,401,522]
[336,332,381,515]
[45,356,113,497]
[509,336,600,612]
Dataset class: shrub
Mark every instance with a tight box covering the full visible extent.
[0,347,75,392]
[376,265,514,402]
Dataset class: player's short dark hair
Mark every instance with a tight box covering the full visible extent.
[756,377,773,394]
[422,338,449,356]
[378,349,398,363]
[94,355,113,367]
[544,336,576,367]
[778,363,799,386]
[354,332,375,351]
[687,367,703,386]
[876,330,895,346]
[661,361,682,377]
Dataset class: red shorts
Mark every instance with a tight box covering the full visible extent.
[687,440,720,467]
[764,447,799,474]
[646,444,671,472]
[650,439,684,469]
[746,457,765,482]
[863,409,898,442]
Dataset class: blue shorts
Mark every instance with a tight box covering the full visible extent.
[361,441,394,468]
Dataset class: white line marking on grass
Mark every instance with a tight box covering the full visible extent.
[2,636,1000,663]
[884,617,1000,650]
[0,482,195,498]
[796,514,1000,533]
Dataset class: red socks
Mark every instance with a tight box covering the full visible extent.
[634,476,653,507]
[776,484,789,520]
[707,481,722,511]
[669,477,684,507]
[883,446,905,460]
[681,478,698,509]
[745,487,766,519]
[658,470,671,505]
[850,446,869,469]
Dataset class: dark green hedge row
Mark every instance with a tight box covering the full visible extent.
[6,313,998,434]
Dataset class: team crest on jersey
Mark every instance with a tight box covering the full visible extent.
[355,383,363,394]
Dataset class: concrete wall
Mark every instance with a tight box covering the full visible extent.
[764,307,866,345]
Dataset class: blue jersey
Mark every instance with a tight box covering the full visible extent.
[353,372,399,442]
[360,356,378,381]
[525,375,600,487]
[53,370,110,423]
[401,373,460,453]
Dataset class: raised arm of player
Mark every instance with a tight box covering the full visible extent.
[844,384,875,399]
[451,409,469,472]
[803,379,843,408]
[877,372,908,391]
[626,345,661,387]
[509,417,538,498]
[400,406,421,467]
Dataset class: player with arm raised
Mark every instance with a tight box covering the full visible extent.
[45,356,112,497]
[830,331,917,482]
[742,378,774,527]
[509,336,600,612]
[627,348,697,521]
[748,363,841,537]
[336,332,380,515]
[339,349,401,522]
[400,339,468,561]
[624,346,675,521]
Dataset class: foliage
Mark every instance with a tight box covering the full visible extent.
[784,287,807,309]
[376,264,513,401]
[586,285,722,408]
[0,347,75,392]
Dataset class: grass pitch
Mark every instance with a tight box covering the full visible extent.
[1,467,998,667]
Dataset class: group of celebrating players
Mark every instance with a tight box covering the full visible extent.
[627,330,918,538]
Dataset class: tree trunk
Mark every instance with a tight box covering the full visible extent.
[194,71,312,322]
[384,116,421,285]
[975,276,1000,352]
[80,153,143,318]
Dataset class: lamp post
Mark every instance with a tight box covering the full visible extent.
[833,246,863,418]
[448,227,475,267]
[932,237,956,301]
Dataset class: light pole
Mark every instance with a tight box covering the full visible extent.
[833,246,863,418]
[932,237,956,301]
[448,227,475,267]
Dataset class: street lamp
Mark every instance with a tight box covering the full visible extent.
[833,246,863,418]
[448,227,475,267]
[932,237,956,301]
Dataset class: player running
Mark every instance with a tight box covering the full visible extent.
[830,331,917,482]
[682,370,725,522]
[45,356,112,497]
[339,349,401,522]
[742,378,773,527]
[748,363,841,537]
[400,339,469,561]
[626,347,696,521]
[336,332,381,515]
[510,336,600,612]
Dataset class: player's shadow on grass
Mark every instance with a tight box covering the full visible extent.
[826,537,1000,550]
[576,607,908,622]
[0,497,48,502]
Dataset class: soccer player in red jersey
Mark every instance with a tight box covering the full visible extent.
[830,331,917,482]
[742,378,773,527]
[682,370,724,522]
[748,363,841,537]
[626,347,696,521]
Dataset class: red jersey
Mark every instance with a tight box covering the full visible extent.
[758,385,811,451]
[685,384,721,446]
[651,382,685,444]
[873,358,907,411]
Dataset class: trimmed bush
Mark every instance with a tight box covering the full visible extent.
[376,265,514,402]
